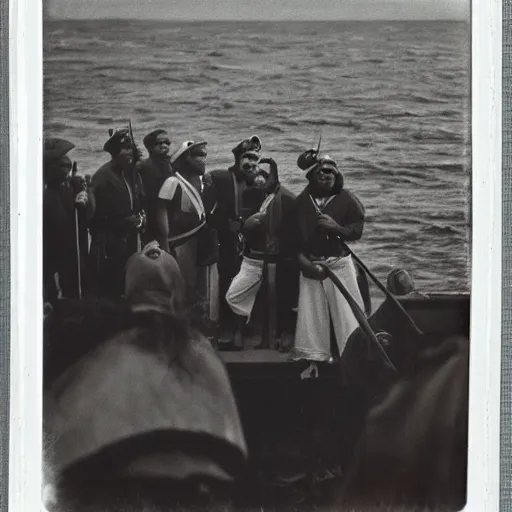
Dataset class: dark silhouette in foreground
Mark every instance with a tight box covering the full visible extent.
[43,265,469,512]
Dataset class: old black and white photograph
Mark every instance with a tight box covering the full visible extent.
[41,0,471,510]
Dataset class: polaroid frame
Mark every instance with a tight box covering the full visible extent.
[7,0,502,510]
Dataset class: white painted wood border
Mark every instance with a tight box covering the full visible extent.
[9,0,43,509]
[7,0,502,511]
[464,0,502,510]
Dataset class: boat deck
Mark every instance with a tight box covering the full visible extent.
[216,335,314,378]
[219,346,292,364]
[217,292,470,378]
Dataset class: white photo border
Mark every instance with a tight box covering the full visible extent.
[7,0,502,510]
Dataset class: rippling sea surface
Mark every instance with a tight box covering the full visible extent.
[44,20,471,296]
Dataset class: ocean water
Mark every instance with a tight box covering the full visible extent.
[43,20,471,295]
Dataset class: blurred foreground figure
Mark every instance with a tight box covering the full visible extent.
[338,335,469,510]
[43,138,92,302]
[43,243,247,511]
[332,279,469,511]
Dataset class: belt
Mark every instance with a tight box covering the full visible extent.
[244,250,282,263]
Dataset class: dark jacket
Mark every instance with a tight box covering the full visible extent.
[43,180,90,301]
[137,156,173,243]
[89,160,145,238]
[241,185,297,259]
[88,161,146,297]
[295,187,365,258]
[209,168,266,270]
[209,168,267,229]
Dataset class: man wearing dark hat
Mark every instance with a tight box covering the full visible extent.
[291,150,366,365]
[136,129,173,245]
[156,140,219,325]
[43,138,93,302]
[209,135,268,349]
[88,128,146,298]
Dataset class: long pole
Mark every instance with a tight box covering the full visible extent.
[317,262,396,372]
[309,192,421,335]
[342,245,423,336]
[75,208,82,299]
[128,119,143,252]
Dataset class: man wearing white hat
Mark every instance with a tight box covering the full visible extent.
[156,140,219,324]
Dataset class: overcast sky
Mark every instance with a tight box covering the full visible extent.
[45,0,469,21]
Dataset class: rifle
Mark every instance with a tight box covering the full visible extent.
[128,119,140,164]
[127,120,145,250]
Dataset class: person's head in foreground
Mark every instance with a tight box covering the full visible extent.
[43,242,247,511]
[143,129,171,160]
[170,140,208,176]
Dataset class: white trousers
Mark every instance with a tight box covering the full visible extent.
[225,257,264,320]
[294,255,364,362]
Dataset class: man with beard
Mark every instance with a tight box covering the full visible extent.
[210,135,267,350]
[156,141,219,325]
[136,129,173,245]
[88,128,147,298]
[43,138,93,302]
[291,150,366,367]
[225,156,298,351]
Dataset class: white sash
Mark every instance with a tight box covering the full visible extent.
[161,174,207,244]
[175,172,206,219]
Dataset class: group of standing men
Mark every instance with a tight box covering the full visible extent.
[43,127,369,362]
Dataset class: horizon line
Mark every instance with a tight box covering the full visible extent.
[45,16,469,23]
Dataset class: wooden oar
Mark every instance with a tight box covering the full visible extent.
[316,262,397,372]
[343,244,424,336]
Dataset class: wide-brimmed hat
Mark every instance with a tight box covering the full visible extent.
[44,138,75,163]
[170,140,207,165]
[232,135,262,158]
[103,129,133,156]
